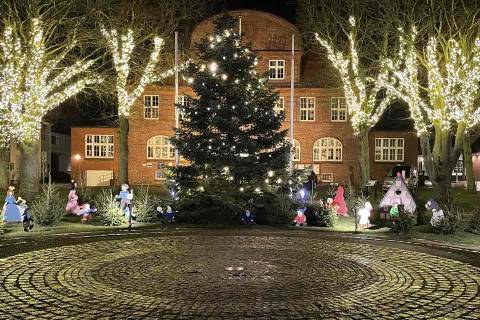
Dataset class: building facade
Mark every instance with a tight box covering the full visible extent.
[71,10,420,187]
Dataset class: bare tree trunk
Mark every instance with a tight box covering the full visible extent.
[0,146,9,190]
[19,138,40,201]
[421,124,465,202]
[118,115,129,185]
[420,130,449,202]
[357,129,370,188]
[463,132,475,192]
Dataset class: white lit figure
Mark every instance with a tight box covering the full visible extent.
[358,201,373,229]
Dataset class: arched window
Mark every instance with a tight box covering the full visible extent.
[146,136,175,160]
[313,138,342,161]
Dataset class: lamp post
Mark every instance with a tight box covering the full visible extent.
[74,154,81,182]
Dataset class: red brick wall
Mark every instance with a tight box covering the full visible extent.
[125,85,360,185]
[70,127,119,183]
[70,87,421,187]
[369,130,419,182]
[127,86,192,185]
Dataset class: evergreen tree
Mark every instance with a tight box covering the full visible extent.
[172,13,289,195]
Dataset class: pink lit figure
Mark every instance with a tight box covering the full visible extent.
[66,180,81,215]
[332,185,348,217]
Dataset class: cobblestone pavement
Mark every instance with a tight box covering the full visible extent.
[0,230,479,319]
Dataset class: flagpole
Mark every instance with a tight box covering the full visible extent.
[174,31,179,168]
[290,34,295,171]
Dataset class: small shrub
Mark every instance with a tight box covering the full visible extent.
[467,209,480,234]
[95,189,124,226]
[317,205,338,227]
[303,201,337,227]
[344,181,357,216]
[432,202,464,234]
[255,192,297,226]
[176,192,243,224]
[31,182,64,227]
[133,186,158,223]
[0,209,4,235]
[77,187,94,204]
[389,207,415,234]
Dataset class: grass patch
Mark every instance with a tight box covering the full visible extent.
[0,215,157,239]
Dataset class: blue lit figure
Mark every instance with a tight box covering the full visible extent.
[165,205,175,223]
[3,186,21,223]
[299,189,306,199]
[116,184,133,221]
[241,209,255,225]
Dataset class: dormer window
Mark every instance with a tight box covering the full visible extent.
[269,60,285,79]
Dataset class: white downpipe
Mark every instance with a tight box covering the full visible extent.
[174,31,179,168]
[290,34,295,171]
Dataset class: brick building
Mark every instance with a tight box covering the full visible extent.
[71,10,420,187]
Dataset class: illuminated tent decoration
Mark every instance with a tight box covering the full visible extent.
[379,172,416,213]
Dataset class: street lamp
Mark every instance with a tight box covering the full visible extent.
[73,154,81,181]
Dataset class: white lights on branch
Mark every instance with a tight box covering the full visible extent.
[209,61,218,73]
[385,27,480,135]
[315,16,395,135]
[0,17,101,145]
[100,25,163,118]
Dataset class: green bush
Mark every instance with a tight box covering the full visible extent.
[253,192,297,226]
[389,207,415,234]
[133,186,158,223]
[176,192,243,224]
[317,205,338,227]
[176,189,297,226]
[344,181,357,216]
[95,189,125,226]
[31,183,64,227]
[432,202,465,235]
[77,187,94,204]
[303,201,337,227]
[467,209,480,234]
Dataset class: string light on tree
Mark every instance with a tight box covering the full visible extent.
[385,25,480,196]
[315,16,395,186]
[0,18,101,145]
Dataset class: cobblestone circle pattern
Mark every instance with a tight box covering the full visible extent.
[0,235,479,319]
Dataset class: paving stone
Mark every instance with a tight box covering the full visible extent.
[0,234,479,319]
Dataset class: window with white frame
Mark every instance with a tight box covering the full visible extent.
[85,135,114,158]
[147,136,175,160]
[176,95,189,121]
[269,60,285,79]
[331,97,347,122]
[274,97,285,115]
[313,137,343,161]
[320,173,334,182]
[155,162,168,180]
[300,97,315,121]
[144,95,159,119]
[375,138,404,162]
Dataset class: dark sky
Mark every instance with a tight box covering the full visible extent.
[224,0,297,22]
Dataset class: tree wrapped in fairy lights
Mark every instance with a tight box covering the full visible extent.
[385,26,480,198]
[315,17,395,187]
[0,16,101,198]
[100,25,164,184]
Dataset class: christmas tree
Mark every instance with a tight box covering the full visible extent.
[172,13,289,194]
